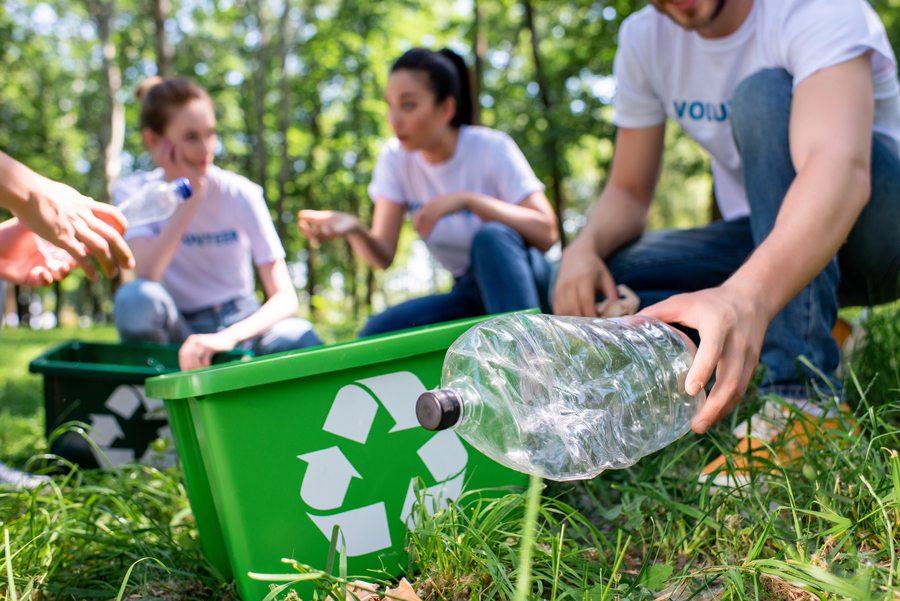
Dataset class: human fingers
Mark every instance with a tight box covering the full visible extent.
[26,266,54,287]
[85,211,134,270]
[89,200,128,235]
[597,264,619,302]
[641,296,718,397]
[297,210,332,223]
[178,338,201,371]
[53,233,99,282]
[690,341,748,434]
[297,220,318,243]
[577,279,599,318]
[74,223,118,279]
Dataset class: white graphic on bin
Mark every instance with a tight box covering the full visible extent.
[86,385,172,468]
[298,371,468,557]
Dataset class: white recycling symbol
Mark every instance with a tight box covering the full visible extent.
[298,371,468,557]
[86,384,172,468]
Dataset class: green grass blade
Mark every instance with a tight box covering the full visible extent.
[514,473,543,601]
[5,529,18,601]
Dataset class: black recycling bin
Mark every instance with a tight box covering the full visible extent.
[29,340,252,468]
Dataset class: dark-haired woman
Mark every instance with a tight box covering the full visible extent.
[299,48,559,336]
[113,77,321,370]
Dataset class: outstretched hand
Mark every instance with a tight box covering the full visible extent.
[0,218,77,287]
[639,283,769,434]
[297,210,361,245]
[12,175,133,282]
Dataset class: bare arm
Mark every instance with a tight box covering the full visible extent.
[128,139,208,282]
[643,55,874,432]
[553,123,666,316]
[0,151,133,281]
[178,259,300,370]
[413,191,559,252]
[298,199,406,270]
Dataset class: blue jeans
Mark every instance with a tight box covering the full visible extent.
[560,69,900,394]
[113,279,322,355]
[360,222,552,337]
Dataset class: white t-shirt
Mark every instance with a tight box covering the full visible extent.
[113,165,286,312]
[367,125,546,277]
[613,0,900,220]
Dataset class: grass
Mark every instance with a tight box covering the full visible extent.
[0,310,899,600]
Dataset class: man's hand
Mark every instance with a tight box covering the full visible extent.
[298,210,362,245]
[13,176,133,282]
[640,281,770,434]
[179,331,239,371]
[0,218,77,286]
[553,238,620,317]
[412,193,469,239]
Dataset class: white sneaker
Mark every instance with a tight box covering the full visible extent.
[0,460,50,490]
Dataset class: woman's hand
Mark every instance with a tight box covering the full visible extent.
[298,210,362,244]
[178,331,239,371]
[153,138,208,199]
[412,193,469,239]
[552,238,620,317]
[639,281,770,434]
[0,218,77,286]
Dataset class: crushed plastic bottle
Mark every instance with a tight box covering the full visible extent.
[117,177,193,227]
[416,313,706,481]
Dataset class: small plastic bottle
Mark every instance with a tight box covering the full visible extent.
[118,177,193,227]
[416,313,706,481]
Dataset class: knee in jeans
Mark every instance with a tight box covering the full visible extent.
[731,68,792,143]
[113,279,172,339]
[472,222,522,255]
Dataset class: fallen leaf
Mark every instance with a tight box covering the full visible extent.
[384,578,422,601]
[346,580,379,601]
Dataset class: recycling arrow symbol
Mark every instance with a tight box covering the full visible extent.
[86,384,172,468]
[297,371,468,557]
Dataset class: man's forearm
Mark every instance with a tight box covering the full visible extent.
[577,183,650,258]
[724,149,870,320]
[0,152,40,214]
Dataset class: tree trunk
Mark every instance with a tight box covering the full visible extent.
[14,285,27,325]
[471,0,485,125]
[86,0,124,204]
[251,0,269,189]
[152,0,173,78]
[275,0,293,242]
[523,0,566,247]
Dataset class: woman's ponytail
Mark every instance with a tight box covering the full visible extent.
[437,49,475,127]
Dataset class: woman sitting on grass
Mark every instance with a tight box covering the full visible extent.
[113,77,321,369]
[298,48,559,336]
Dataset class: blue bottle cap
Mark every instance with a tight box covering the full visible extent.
[174,177,193,200]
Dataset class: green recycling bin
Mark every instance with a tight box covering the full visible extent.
[145,314,529,600]
[29,341,252,469]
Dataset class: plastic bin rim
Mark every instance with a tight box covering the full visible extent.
[144,313,511,402]
[28,339,252,378]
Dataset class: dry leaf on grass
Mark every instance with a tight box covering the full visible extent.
[385,578,422,601]
[346,580,380,601]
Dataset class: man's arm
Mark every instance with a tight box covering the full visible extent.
[0,152,133,281]
[553,123,666,317]
[642,54,874,432]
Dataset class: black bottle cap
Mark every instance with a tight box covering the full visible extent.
[416,389,463,431]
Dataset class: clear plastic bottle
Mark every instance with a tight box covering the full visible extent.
[416,313,706,481]
[117,177,193,227]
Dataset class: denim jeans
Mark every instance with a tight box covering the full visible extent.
[359,221,552,337]
[557,69,900,395]
[113,279,322,355]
